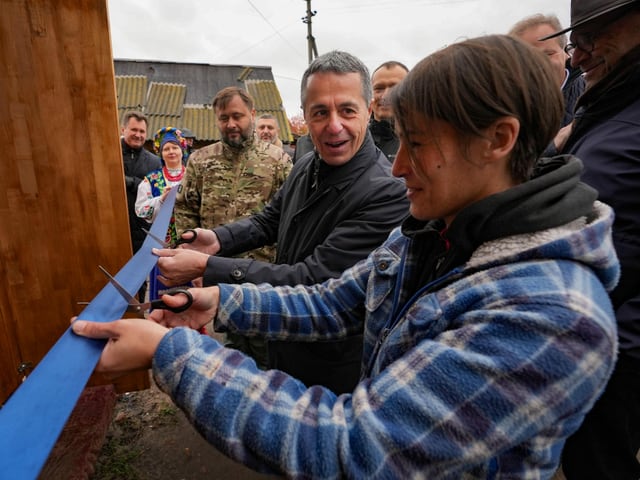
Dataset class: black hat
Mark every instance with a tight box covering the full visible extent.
[180,127,196,139]
[540,0,639,39]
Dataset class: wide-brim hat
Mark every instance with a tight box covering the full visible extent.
[540,0,639,39]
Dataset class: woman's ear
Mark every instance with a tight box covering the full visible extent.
[485,116,519,161]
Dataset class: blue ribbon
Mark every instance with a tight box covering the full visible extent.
[0,188,178,478]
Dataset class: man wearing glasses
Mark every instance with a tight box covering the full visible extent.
[542,1,640,478]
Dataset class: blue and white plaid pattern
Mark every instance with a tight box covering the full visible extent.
[154,202,619,479]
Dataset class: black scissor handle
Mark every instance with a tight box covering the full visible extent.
[151,289,193,313]
[174,229,197,247]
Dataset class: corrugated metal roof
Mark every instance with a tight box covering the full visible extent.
[246,79,293,143]
[143,82,186,139]
[115,75,147,125]
[114,60,293,143]
[146,115,183,140]
[246,79,282,109]
[181,105,219,142]
[145,82,186,116]
[114,59,274,105]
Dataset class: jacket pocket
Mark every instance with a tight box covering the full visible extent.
[365,248,400,313]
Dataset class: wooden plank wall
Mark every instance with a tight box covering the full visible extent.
[0,0,147,403]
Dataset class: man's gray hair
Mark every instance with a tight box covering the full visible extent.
[300,50,372,109]
[508,14,567,49]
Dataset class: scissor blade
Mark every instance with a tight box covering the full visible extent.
[142,227,170,248]
[97,265,140,306]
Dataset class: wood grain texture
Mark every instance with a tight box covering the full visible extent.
[0,0,148,403]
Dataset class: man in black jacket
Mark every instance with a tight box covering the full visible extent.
[368,61,409,162]
[540,0,640,478]
[154,51,409,393]
[120,111,161,300]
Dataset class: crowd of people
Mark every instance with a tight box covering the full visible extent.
[96,0,639,477]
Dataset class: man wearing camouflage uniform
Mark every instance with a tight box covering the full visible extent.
[174,86,291,367]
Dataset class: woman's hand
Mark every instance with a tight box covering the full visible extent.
[71,318,168,376]
[159,186,173,202]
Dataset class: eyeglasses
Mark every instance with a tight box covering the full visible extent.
[564,33,596,56]
[564,7,631,57]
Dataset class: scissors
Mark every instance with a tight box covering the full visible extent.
[142,227,197,249]
[98,265,193,314]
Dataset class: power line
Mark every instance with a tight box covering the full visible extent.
[247,0,302,56]
[222,17,304,64]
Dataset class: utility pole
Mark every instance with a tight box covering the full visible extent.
[302,0,318,64]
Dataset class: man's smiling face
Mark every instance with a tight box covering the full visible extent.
[303,71,371,166]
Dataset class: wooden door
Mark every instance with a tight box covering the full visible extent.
[0,0,147,403]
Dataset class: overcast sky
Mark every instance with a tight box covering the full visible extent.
[107,0,572,118]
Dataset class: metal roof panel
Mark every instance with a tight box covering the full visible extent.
[114,61,292,142]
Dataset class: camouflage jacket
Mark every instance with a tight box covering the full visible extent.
[174,134,291,260]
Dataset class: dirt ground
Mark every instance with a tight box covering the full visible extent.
[91,374,279,480]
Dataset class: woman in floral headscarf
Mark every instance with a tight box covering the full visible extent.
[135,127,189,302]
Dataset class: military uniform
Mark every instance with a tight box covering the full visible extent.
[174,133,291,366]
[175,133,291,261]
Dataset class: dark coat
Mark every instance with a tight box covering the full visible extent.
[121,138,161,253]
[369,117,399,162]
[291,134,314,164]
[562,51,640,361]
[206,132,409,392]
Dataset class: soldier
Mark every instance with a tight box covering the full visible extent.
[173,86,292,367]
[174,87,291,248]
[256,113,281,146]
[257,113,295,158]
